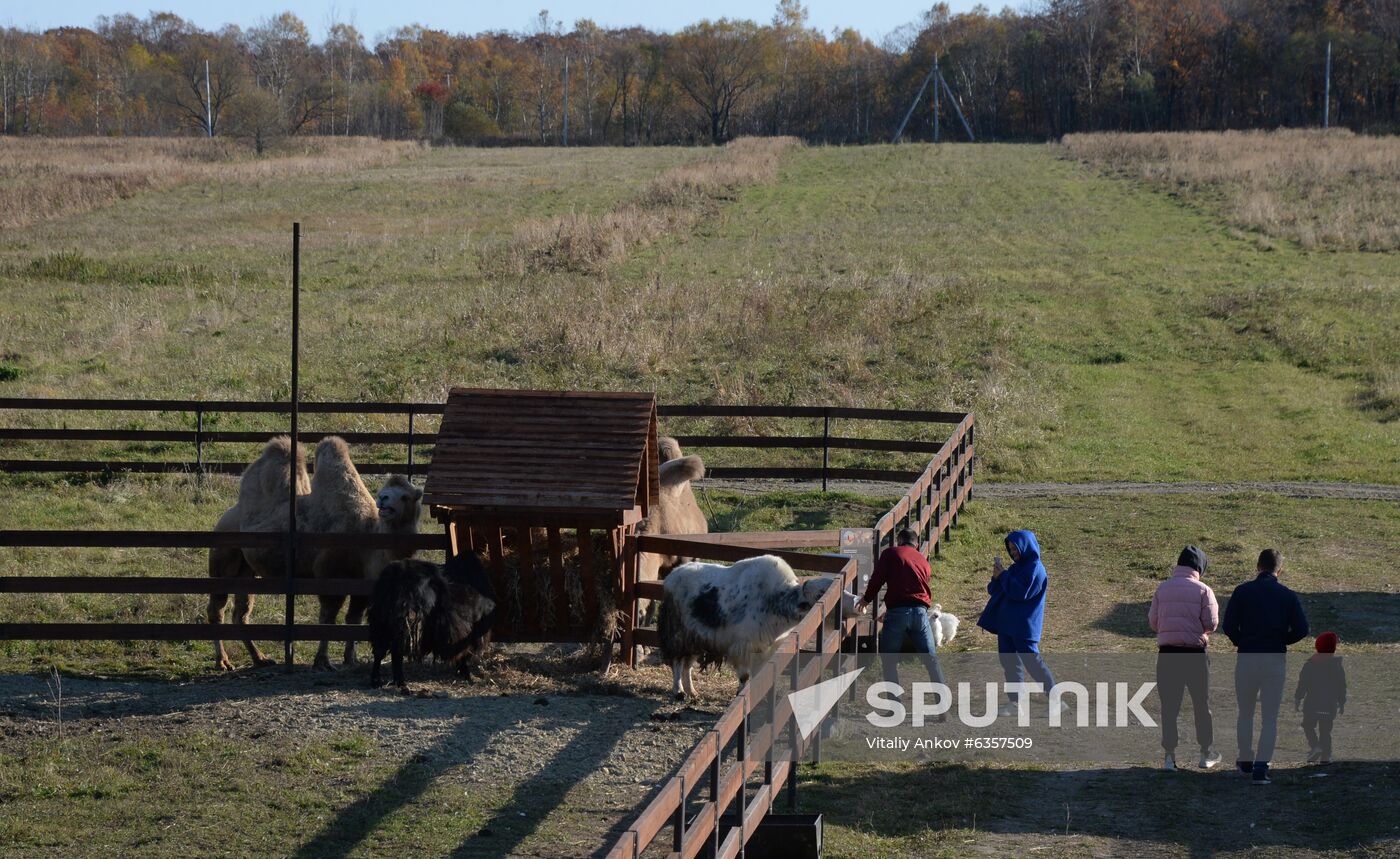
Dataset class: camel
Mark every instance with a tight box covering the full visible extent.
[634,436,708,624]
[206,435,423,671]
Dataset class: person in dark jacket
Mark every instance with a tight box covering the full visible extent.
[1221,548,1309,784]
[859,528,948,694]
[977,530,1058,717]
[1294,631,1346,764]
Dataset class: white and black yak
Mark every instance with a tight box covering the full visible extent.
[368,552,497,689]
[658,555,832,701]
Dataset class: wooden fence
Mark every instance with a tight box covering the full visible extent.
[0,397,964,487]
[605,411,975,856]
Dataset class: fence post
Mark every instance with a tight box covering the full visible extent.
[788,648,799,811]
[821,409,830,493]
[406,410,415,478]
[672,773,686,854]
[737,690,749,843]
[709,731,721,856]
[194,407,204,479]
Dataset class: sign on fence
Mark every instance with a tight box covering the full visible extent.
[839,527,877,595]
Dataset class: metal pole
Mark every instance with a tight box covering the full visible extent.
[939,71,976,142]
[406,410,415,478]
[284,223,300,667]
[562,55,570,146]
[932,54,940,143]
[891,61,938,144]
[205,59,213,137]
[1324,41,1332,129]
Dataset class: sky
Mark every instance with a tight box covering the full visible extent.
[5,0,997,44]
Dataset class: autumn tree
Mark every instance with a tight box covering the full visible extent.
[671,19,769,143]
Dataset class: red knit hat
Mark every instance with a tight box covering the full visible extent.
[1315,631,1339,654]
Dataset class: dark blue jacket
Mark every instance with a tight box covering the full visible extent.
[976,530,1047,642]
[1221,573,1309,653]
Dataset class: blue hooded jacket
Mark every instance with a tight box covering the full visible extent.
[976,530,1048,642]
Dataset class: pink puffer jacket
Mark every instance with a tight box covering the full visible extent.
[1148,566,1219,648]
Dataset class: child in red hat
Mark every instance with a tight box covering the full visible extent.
[1294,631,1347,764]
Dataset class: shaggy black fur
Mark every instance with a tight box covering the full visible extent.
[658,592,720,671]
[368,552,497,689]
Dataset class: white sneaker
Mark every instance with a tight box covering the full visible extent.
[1162,753,1177,771]
[997,701,1020,717]
[1199,749,1222,769]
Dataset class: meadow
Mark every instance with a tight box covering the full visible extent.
[2,131,1398,857]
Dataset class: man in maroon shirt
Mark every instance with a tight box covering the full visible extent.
[857,528,949,693]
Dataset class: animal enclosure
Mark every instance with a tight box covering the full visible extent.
[0,392,974,856]
[0,396,970,658]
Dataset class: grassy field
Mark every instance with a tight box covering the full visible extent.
[2,133,1399,856]
[2,138,1395,480]
[1064,129,1400,252]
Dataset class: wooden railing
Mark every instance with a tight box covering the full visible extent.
[0,397,963,487]
[608,538,859,859]
[606,411,975,857]
[0,531,447,643]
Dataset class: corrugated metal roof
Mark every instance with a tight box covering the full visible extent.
[424,388,659,520]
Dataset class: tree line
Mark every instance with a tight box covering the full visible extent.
[2,1,1397,147]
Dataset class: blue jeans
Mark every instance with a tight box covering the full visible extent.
[879,606,948,688]
[1236,653,1287,769]
[997,634,1056,701]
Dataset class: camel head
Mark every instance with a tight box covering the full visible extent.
[376,474,424,529]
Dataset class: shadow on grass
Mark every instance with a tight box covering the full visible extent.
[1289,591,1400,645]
[801,760,1400,857]
[448,712,649,858]
[288,697,658,859]
[1096,592,1400,646]
[1092,601,1155,639]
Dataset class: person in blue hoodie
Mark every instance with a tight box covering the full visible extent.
[977,530,1058,717]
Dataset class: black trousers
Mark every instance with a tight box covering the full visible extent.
[1157,647,1213,753]
[1302,713,1335,759]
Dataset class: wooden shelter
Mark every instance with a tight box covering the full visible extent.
[424,388,659,645]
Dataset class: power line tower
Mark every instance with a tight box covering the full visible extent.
[891,54,974,143]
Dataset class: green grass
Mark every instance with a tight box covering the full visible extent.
[0,728,509,858]
[1,143,1395,481]
[805,759,1400,857]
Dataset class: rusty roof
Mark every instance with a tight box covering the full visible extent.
[424,388,659,522]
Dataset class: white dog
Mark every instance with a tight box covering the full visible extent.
[929,603,960,647]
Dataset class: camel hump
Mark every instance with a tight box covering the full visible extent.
[658,436,683,462]
[309,435,377,515]
[660,454,705,488]
[239,435,308,509]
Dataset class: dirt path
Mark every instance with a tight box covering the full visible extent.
[702,478,1400,502]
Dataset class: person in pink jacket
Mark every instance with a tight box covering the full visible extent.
[1148,545,1222,771]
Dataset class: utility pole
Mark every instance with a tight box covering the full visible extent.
[562,55,570,146]
[1323,40,1332,129]
[204,59,213,137]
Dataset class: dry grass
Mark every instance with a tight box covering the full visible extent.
[1063,129,1400,251]
[503,136,801,273]
[0,136,421,230]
